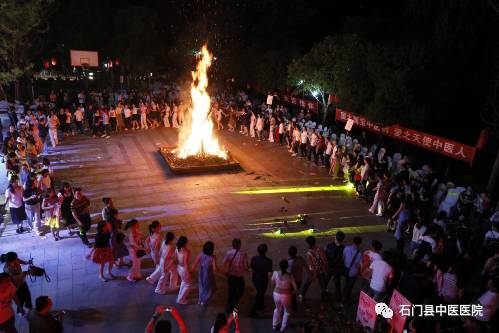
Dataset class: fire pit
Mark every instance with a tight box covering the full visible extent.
[159,146,240,174]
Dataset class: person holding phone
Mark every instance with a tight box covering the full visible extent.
[211,311,240,333]
[144,305,187,333]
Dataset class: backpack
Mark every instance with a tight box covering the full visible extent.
[325,243,345,274]
[310,249,327,275]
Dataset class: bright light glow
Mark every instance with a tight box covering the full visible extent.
[298,80,304,85]
[88,77,94,80]
[311,90,319,97]
[262,224,387,239]
[175,45,227,159]
[89,72,94,76]
[150,72,153,77]
[346,182,355,190]
[234,185,353,195]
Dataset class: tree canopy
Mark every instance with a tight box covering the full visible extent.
[0,0,50,97]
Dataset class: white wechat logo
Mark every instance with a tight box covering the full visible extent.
[375,302,394,319]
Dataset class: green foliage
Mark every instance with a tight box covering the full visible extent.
[288,36,336,98]
[0,0,49,92]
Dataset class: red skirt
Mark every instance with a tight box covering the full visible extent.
[92,248,114,264]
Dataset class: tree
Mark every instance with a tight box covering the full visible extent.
[0,0,50,99]
[288,36,337,123]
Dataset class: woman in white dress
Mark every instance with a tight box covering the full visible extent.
[175,236,192,304]
[146,232,178,294]
[172,104,179,128]
[125,219,147,282]
[249,111,256,138]
[163,103,171,128]
[146,221,162,267]
[268,115,276,142]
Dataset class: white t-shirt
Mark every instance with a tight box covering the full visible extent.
[476,290,499,322]
[278,123,285,134]
[124,108,132,118]
[75,109,84,122]
[421,236,437,252]
[300,131,308,144]
[412,224,427,243]
[366,250,382,263]
[310,133,318,147]
[5,187,23,208]
[369,259,393,293]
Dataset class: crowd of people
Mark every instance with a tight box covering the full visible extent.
[1,86,499,333]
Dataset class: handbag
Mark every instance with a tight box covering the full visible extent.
[29,265,51,283]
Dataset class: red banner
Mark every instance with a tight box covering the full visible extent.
[282,94,319,113]
[335,109,477,165]
[356,291,377,331]
[387,290,412,333]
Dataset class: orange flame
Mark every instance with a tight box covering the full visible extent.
[175,45,227,159]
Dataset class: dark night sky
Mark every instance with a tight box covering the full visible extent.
[39,0,499,144]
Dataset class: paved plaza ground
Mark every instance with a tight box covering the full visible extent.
[0,128,395,332]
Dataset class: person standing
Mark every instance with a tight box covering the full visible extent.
[74,106,84,133]
[57,183,77,235]
[47,111,59,147]
[4,176,26,234]
[300,127,308,157]
[268,115,276,142]
[308,129,319,162]
[140,103,148,129]
[28,296,63,333]
[223,238,249,313]
[162,103,170,128]
[171,104,179,128]
[342,236,363,303]
[271,260,296,332]
[124,104,132,130]
[249,243,273,317]
[0,272,20,333]
[191,241,219,306]
[175,236,192,305]
[87,221,115,282]
[325,231,345,302]
[287,246,305,311]
[125,219,146,282]
[301,236,329,302]
[64,108,73,136]
[23,179,42,236]
[1,252,33,316]
[147,232,178,295]
[256,114,264,141]
[146,221,162,267]
[42,189,61,241]
[108,107,117,133]
[70,188,92,247]
[115,104,124,132]
[368,251,394,301]
[131,104,140,130]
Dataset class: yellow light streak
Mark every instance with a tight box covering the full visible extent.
[261,224,386,238]
[233,184,355,195]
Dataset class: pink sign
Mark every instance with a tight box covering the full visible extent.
[387,290,412,333]
[356,291,378,331]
